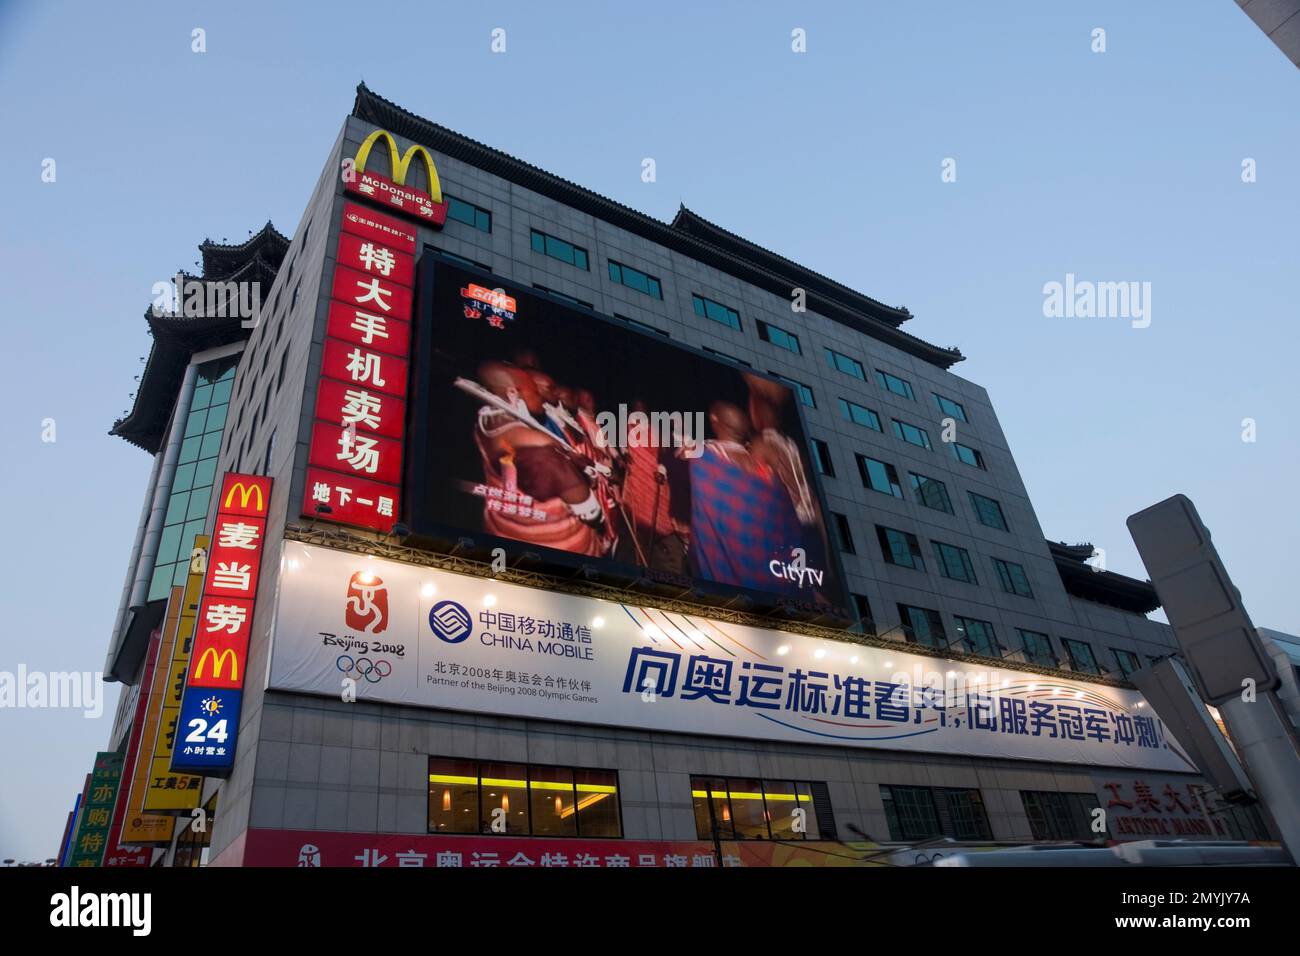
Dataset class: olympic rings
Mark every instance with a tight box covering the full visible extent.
[335,654,392,683]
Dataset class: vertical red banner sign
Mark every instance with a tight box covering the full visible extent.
[302,201,417,532]
[171,472,273,776]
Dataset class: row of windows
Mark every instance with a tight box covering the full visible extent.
[875,595,1143,675]
[430,763,1245,845]
[823,390,987,471]
[471,202,981,474]
[823,348,969,420]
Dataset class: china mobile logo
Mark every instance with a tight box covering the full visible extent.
[429,599,473,643]
[769,547,825,589]
[345,571,388,634]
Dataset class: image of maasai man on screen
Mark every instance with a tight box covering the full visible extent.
[682,400,812,598]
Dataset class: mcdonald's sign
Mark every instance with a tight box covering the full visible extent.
[192,644,242,685]
[223,480,265,514]
[173,472,272,776]
[346,128,448,227]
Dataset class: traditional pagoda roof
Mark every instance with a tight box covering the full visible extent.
[1047,540,1162,615]
[352,83,964,369]
[110,222,289,453]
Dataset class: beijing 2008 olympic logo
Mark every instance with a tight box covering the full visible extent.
[428,599,472,644]
[336,655,392,684]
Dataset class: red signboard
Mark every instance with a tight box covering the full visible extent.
[320,338,409,399]
[345,166,448,226]
[336,230,414,286]
[340,201,417,253]
[325,299,411,358]
[331,264,413,321]
[308,421,403,486]
[303,147,420,534]
[172,473,273,775]
[239,829,725,868]
[304,467,399,531]
[313,376,407,440]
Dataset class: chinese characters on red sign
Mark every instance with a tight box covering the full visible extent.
[303,201,417,533]
[171,473,273,776]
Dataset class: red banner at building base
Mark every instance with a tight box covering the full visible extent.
[236,828,878,867]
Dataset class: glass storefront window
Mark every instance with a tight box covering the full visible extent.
[691,776,825,841]
[692,777,732,840]
[428,758,480,834]
[795,782,820,838]
[528,765,577,837]
[764,780,800,839]
[480,762,529,835]
[574,769,620,837]
[429,758,622,838]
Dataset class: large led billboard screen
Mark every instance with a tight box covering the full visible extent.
[406,260,849,620]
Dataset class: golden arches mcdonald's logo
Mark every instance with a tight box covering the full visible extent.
[354,129,444,204]
[194,646,240,682]
[223,481,265,512]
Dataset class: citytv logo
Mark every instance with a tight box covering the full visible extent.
[429,600,472,644]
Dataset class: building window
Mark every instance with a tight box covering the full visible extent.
[692,777,831,841]
[772,372,816,408]
[824,347,866,380]
[703,346,751,368]
[532,285,593,310]
[876,525,925,570]
[616,314,669,337]
[757,319,801,354]
[428,758,622,838]
[953,616,999,657]
[832,512,856,554]
[875,369,915,400]
[898,604,946,649]
[149,358,236,601]
[856,456,901,497]
[1021,791,1097,841]
[852,593,874,631]
[909,472,953,513]
[969,491,1009,531]
[932,541,977,584]
[608,260,662,299]
[952,442,986,469]
[1062,638,1100,675]
[811,439,835,477]
[1112,648,1142,678]
[880,786,991,842]
[933,392,968,423]
[434,247,492,272]
[692,293,741,331]
[1018,629,1056,667]
[446,195,492,232]
[892,419,932,450]
[838,398,881,431]
[993,558,1033,597]
[276,348,289,392]
[530,229,588,270]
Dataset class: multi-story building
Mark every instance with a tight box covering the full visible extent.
[82,85,1268,869]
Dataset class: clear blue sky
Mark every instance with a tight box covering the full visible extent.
[1,1,1296,861]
